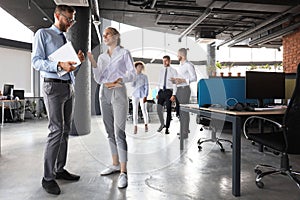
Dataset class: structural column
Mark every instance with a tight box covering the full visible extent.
[90,18,111,115]
[67,7,91,135]
[207,42,216,75]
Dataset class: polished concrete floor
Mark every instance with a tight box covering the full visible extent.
[0,114,300,200]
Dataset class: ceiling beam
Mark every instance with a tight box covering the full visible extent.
[227,16,291,47]
[152,4,276,16]
[156,22,252,29]
[248,21,300,46]
[178,7,211,42]
[215,0,300,6]
[216,5,298,49]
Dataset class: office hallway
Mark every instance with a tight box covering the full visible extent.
[0,114,299,200]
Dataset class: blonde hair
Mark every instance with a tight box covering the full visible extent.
[178,48,187,57]
[105,27,121,46]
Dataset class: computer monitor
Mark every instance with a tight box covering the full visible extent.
[3,84,14,96]
[13,89,25,100]
[245,71,285,108]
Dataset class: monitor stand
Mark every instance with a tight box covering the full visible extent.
[257,99,264,108]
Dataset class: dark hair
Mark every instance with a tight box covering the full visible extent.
[163,55,170,60]
[55,5,76,14]
[134,61,145,70]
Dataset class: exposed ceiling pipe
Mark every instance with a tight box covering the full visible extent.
[90,0,102,44]
[27,0,31,9]
[178,1,215,42]
[31,0,53,23]
[90,0,100,24]
[227,16,291,47]
[248,21,300,46]
[155,13,162,25]
[150,0,157,9]
[216,5,299,49]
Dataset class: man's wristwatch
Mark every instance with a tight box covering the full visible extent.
[57,62,63,72]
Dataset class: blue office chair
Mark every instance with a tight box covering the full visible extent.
[243,63,300,189]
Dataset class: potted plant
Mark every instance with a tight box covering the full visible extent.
[260,63,271,70]
[215,61,223,77]
[248,63,258,71]
[227,62,234,77]
[274,62,282,72]
[207,65,217,77]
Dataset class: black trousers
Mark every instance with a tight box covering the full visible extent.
[157,89,173,128]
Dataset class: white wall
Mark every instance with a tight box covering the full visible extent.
[0,46,32,95]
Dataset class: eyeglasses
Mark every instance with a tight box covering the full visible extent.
[103,32,113,38]
[60,12,76,24]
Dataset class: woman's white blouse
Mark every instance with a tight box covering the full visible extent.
[93,46,136,84]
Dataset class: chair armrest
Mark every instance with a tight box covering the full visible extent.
[243,116,283,139]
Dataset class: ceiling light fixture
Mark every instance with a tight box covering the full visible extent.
[53,0,89,7]
[31,0,53,23]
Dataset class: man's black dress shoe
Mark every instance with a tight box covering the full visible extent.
[165,128,170,134]
[42,178,61,195]
[55,169,80,181]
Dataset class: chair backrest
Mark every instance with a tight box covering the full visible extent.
[283,63,300,154]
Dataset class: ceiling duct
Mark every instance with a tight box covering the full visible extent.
[216,5,299,49]
[227,16,291,47]
[248,21,300,46]
[178,7,212,42]
[53,0,89,7]
[195,28,216,44]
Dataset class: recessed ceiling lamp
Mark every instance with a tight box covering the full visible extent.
[43,17,48,21]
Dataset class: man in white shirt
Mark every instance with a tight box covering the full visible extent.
[171,48,197,139]
[156,55,177,135]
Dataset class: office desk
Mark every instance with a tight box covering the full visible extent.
[0,99,26,155]
[179,104,285,197]
[0,99,25,128]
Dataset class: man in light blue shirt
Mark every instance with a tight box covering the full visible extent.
[31,5,85,195]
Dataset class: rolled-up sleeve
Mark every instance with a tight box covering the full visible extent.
[187,63,197,84]
[31,30,58,73]
[122,50,136,83]
[92,56,105,84]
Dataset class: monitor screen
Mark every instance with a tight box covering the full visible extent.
[245,71,285,107]
[13,89,25,99]
[3,84,14,96]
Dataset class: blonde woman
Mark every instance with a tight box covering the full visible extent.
[132,61,149,134]
[87,27,136,189]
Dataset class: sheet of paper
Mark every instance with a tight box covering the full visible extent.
[48,42,81,77]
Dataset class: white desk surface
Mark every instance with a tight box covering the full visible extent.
[181,104,286,116]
